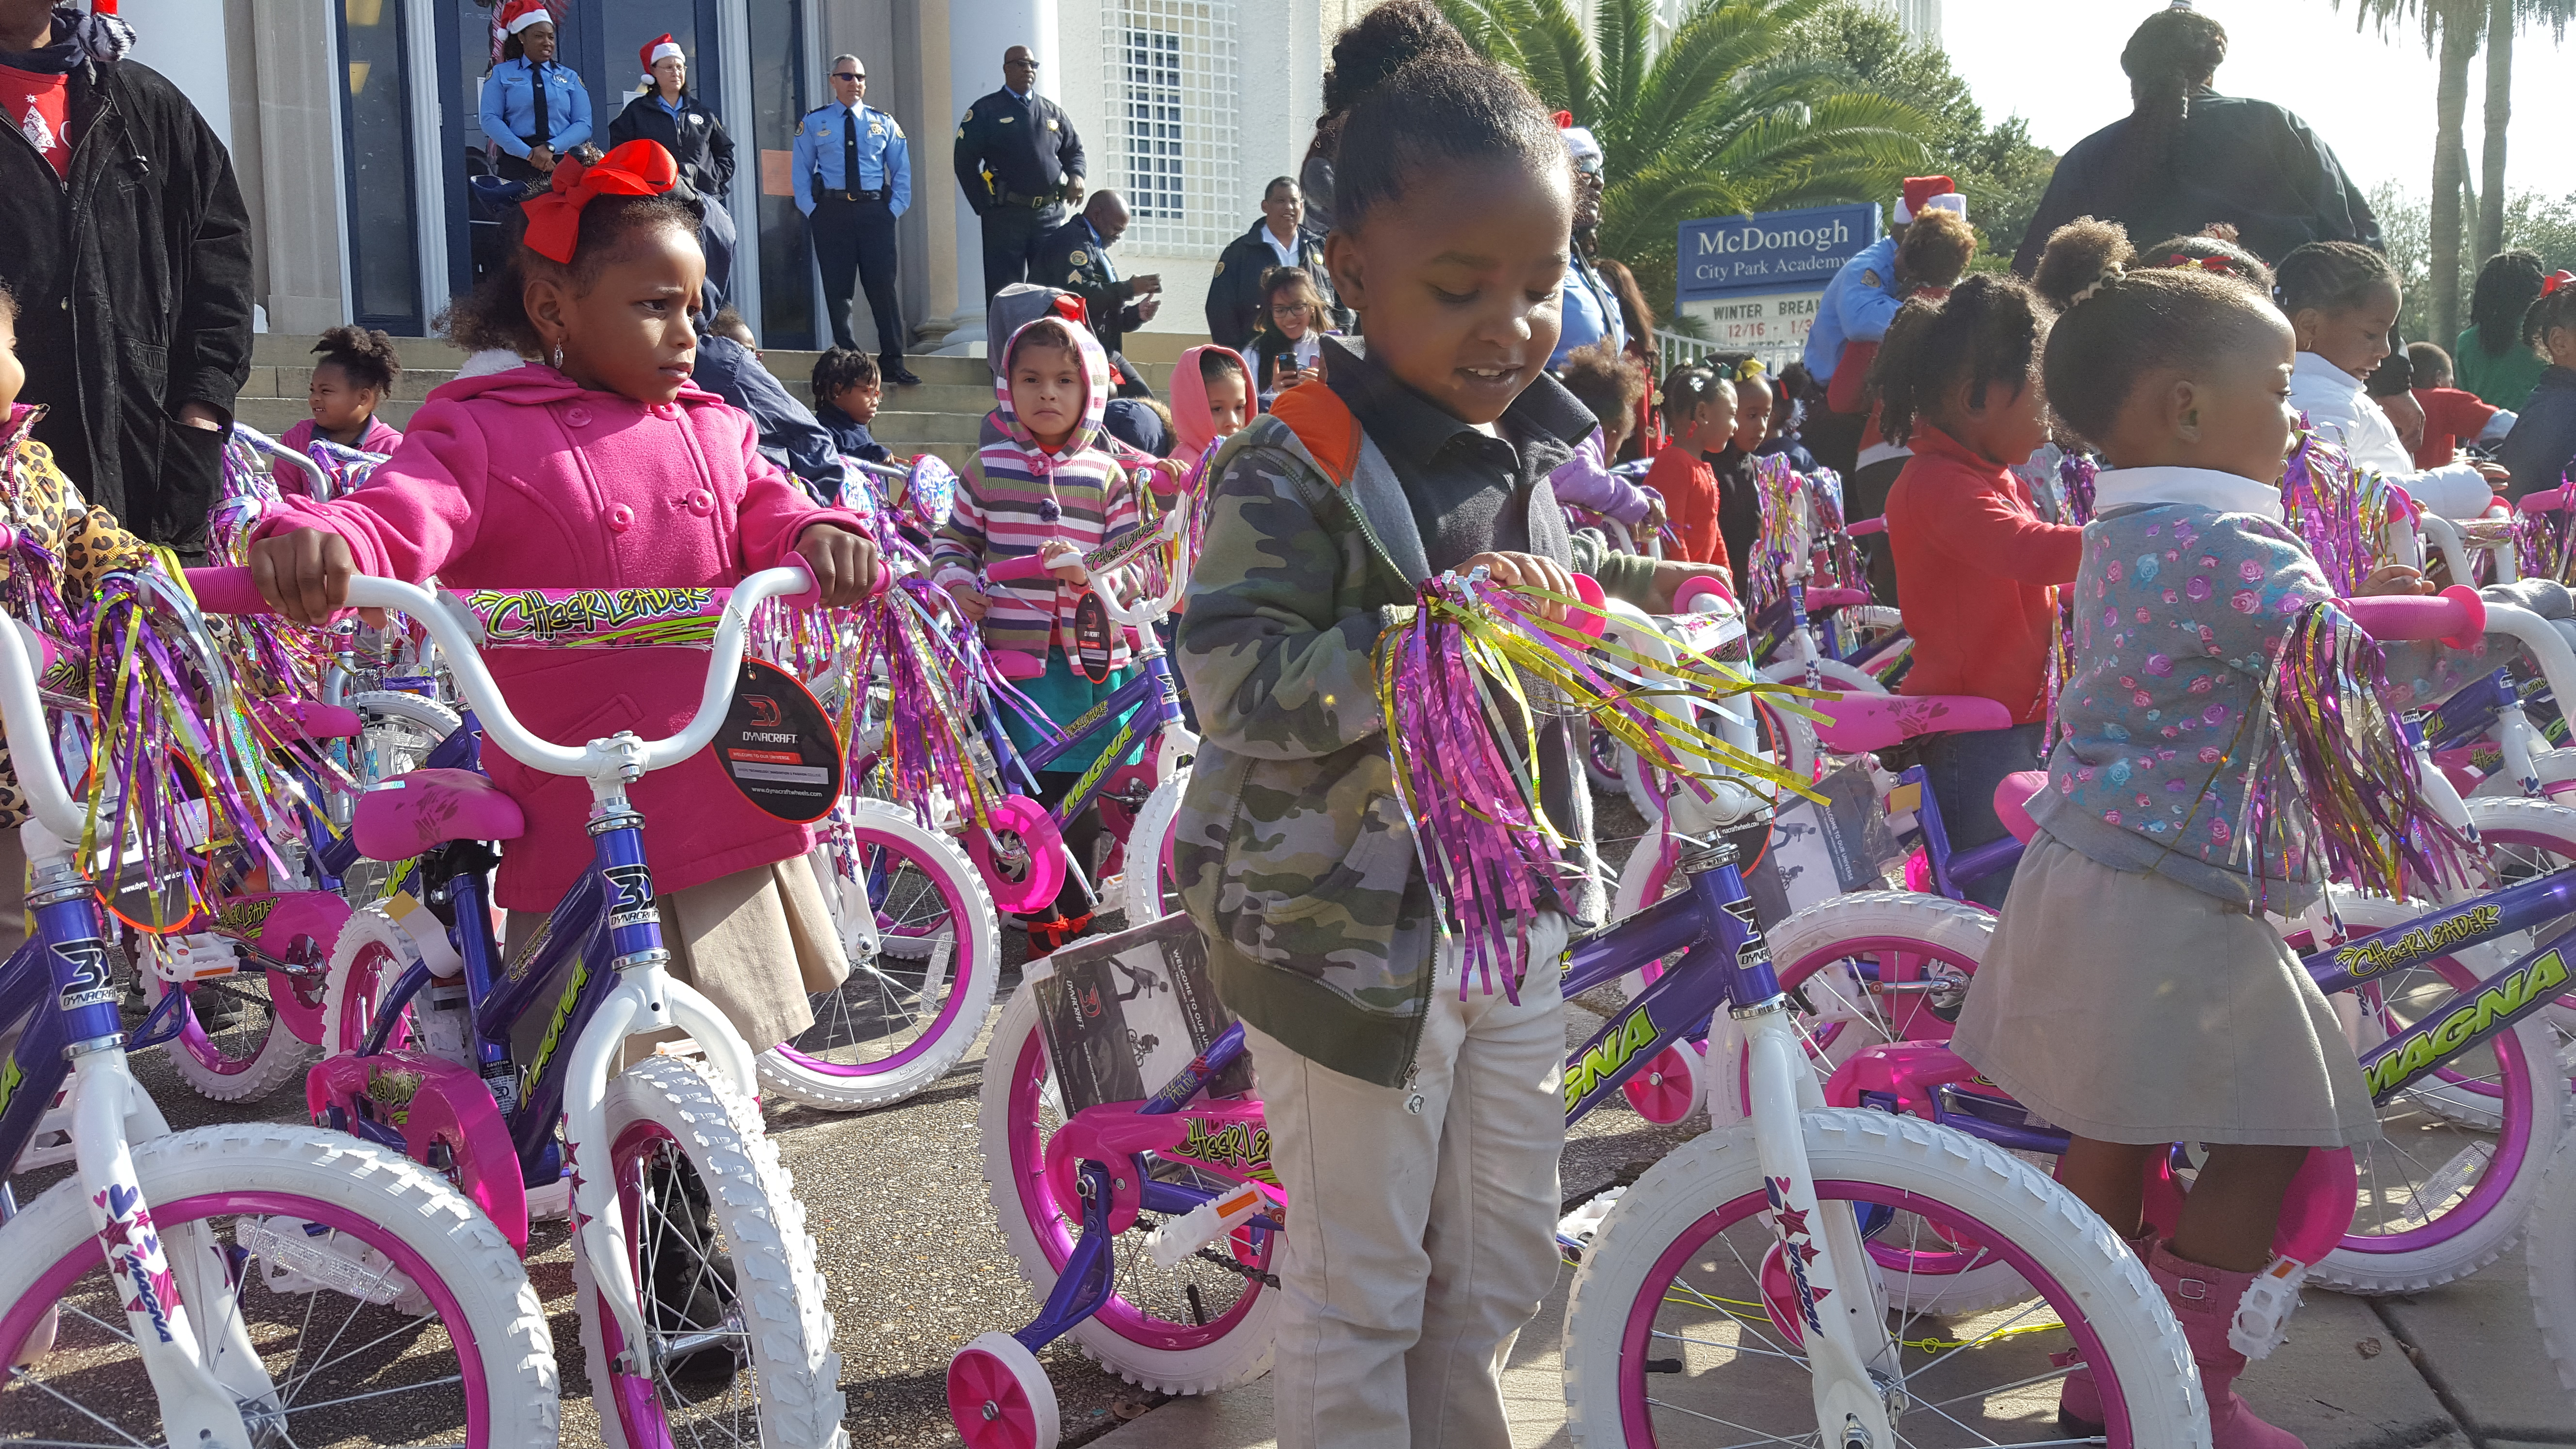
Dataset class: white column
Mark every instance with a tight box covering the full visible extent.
[945,0,1057,335]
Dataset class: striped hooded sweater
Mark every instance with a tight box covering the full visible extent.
[934,316,1141,675]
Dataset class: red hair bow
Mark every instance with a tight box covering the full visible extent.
[2167,252,2234,276]
[2545,271,2576,298]
[521,140,680,264]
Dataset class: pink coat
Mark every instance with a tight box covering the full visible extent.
[252,366,864,910]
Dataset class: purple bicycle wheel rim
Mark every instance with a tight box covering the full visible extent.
[770,820,980,1079]
[1612,1179,2136,1447]
[2343,956,2542,1254]
[0,1186,497,1445]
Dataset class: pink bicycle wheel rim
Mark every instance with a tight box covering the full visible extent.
[174,983,270,1075]
[1000,1025,1269,1350]
[0,1186,495,1445]
[2342,955,2541,1255]
[596,1119,684,1449]
[770,821,982,1078]
[1613,1180,2137,1448]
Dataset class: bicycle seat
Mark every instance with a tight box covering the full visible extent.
[1809,693,2014,755]
[1993,770,2048,845]
[353,767,525,861]
[256,697,363,741]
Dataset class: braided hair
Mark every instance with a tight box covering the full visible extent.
[2115,9,2227,214]
[1868,274,2049,450]
[2029,216,2280,451]
[2275,241,2397,317]
[2136,231,2276,292]
[2470,249,2549,357]
[1314,0,1561,236]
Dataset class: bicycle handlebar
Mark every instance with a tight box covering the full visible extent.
[1844,517,1886,537]
[2336,585,2486,647]
[2519,485,2570,517]
[184,563,819,779]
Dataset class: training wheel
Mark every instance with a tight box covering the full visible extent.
[949,1330,1060,1449]
[1621,1042,1708,1125]
[968,795,1069,917]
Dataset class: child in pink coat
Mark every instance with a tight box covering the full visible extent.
[249,141,879,1053]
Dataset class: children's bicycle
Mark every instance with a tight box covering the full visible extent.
[950,636,2204,1449]
[0,577,558,1446]
[189,562,851,1447]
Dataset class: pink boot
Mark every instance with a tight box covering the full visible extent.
[2058,1226,2157,1434]
[2148,1239,2305,1449]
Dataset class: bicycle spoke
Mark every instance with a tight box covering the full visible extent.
[1637,1396,1826,1449]
[4,1366,159,1447]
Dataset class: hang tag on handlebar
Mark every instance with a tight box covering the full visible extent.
[1074,591,1114,683]
[717,660,842,823]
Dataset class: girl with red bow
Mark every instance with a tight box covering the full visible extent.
[245,140,882,1059]
[2500,272,2576,499]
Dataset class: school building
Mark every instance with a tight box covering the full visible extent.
[125,0,1389,359]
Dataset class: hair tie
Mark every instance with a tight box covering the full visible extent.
[2544,271,2576,298]
[521,140,680,264]
[1734,357,1768,383]
[2068,263,2126,307]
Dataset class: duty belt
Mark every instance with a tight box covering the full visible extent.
[817,181,889,203]
[998,188,1061,209]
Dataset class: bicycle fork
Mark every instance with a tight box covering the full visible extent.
[29,821,268,1445]
[1739,999,1900,1447]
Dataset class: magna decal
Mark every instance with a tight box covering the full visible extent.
[1564,1004,1661,1112]
[2365,947,2568,1098]
[2333,903,2502,979]
[520,958,593,1101]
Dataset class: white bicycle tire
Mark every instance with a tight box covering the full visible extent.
[1117,773,1190,930]
[1562,1110,2205,1449]
[150,971,319,1103]
[579,1056,848,1449]
[757,798,1002,1111]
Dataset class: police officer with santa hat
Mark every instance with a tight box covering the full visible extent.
[478,0,592,181]
[795,53,918,386]
[609,34,738,304]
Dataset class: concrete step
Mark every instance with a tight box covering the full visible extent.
[233,398,426,435]
[252,334,469,370]
[866,409,985,446]
[248,366,460,403]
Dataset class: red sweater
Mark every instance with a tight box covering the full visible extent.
[1885,426,2083,724]
[2412,385,2501,470]
[1646,441,1726,571]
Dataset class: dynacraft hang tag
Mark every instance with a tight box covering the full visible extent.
[1074,590,1115,683]
[718,659,842,822]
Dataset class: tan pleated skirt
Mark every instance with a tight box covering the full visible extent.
[1950,832,2383,1148]
[504,858,850,1059]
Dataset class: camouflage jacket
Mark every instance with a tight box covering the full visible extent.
[1172,403,1658,1086]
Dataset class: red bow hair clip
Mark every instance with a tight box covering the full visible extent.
[2544,271,2576,298]
[2166,253,2235,276]
[521,140,680,264]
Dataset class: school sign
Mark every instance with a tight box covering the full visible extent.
[1675,203,1883,372]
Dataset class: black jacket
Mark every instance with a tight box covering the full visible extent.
[2012,91,2379,274]
[0,49,252,551]
[692,335,848,503]
[607,90,734,198]
[1204,218,1344,351]
[2502,366,2576,502]
[953,87,1084,215]
[1035,216,1146,358]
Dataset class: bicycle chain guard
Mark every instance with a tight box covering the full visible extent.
[308,1049,531,1249]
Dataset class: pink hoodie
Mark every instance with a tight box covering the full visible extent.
[1167,343,1254,462]
[252,367,865,910]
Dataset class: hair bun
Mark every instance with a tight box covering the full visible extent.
[2031,217,2137,312]
[1321,0,1471,118]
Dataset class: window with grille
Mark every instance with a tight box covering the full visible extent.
[1100,0,1238,253]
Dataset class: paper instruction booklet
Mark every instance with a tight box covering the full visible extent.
[1030,910,1251,1116]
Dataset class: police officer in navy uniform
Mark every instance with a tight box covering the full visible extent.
[953,45,1086,304]
[795,54,919,386]
[1038,191,1160,399]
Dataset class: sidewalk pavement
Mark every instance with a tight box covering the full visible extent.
[1087,1251,2576,1449]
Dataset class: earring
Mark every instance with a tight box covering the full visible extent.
[551,342,564,370]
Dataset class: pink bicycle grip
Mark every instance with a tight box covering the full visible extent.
[1803,587,1871,613]
[2336,584,2485,648]
[776,550,823,610]
[185,566,278,617]
[1675,574,1735,613]
[1845,516,1887,537]
[984,552,1057,583]
[2518,485,2571,517]
[1565,572,1608,639]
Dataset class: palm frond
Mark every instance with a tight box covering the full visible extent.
[1520,0,1600,120]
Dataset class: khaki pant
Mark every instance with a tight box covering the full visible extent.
[1243,912,1570,1449]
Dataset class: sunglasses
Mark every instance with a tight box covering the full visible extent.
[835,71,866,81]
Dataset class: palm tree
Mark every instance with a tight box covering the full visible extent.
[2477,0,2576,260]
[1438,0,1935,313]
[2334,0,2485,341]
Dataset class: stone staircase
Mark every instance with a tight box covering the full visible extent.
[233,334,1174,478]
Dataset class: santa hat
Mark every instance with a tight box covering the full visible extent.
[1553,111,1604,175]
[641,33,684,83]
[1894,175,1966,225]
[499,0,554,37]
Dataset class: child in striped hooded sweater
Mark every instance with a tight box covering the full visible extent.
[933,314,1143,947]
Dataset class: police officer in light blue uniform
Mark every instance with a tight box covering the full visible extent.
[478,0,593,182]
[795,54,918,385]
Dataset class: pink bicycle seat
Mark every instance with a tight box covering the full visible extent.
[1803,587,1871,613]
[257,697,363,741]
[1810,693,2014,755]
[353,768,526,861]
[1993,771,2047,845]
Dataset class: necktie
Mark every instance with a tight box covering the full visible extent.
[844,106,860,195]
[1091,225,1116,283]
[530,61,550,151]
